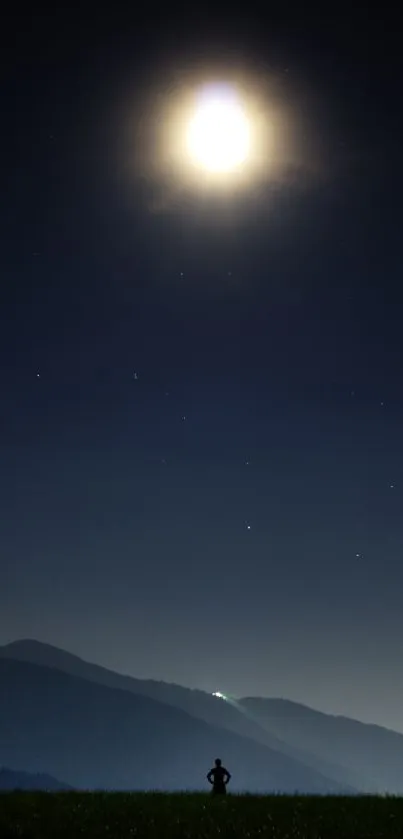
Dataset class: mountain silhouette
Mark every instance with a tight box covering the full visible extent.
[0,654,348,793]
[239,697,403,794]
[0,639,356,789]
[0,767,71,790]
[4,638,403,792]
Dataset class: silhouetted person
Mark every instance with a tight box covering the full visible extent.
[207,758,231,795]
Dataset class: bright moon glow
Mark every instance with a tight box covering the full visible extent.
[186,86,251,173]
[212,691,226,700]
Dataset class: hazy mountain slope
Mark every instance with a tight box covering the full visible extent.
[5,641,403,792]
[0,767,71,790]
[239,697,403,794]
[0,640,355,790]
[0,658,345,793]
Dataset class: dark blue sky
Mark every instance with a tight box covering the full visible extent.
[1,5,403,731]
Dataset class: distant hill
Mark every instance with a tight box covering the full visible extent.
[0,656,346,793]
[0,767,70,790]
[239,697,403,794]
[7,638,403,792]
[0,639,356,791]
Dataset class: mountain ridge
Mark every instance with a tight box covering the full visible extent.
[0,656,347,793]
[3,638,403,792]
[0,767,71,790]
[0,639,361,789]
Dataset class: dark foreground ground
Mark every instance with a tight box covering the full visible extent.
[1,792,403,838]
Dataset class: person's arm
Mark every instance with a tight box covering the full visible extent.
[207,770,213,784]
[224,769,231,784]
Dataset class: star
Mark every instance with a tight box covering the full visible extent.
[133,372,139,380]
[182,415,187,421]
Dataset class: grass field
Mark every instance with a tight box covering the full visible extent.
[1,791,402,838]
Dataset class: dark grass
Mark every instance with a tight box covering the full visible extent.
[0,791,403,838]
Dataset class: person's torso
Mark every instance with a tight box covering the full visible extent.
[212,767,226,785]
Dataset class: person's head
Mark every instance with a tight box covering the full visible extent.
[215,758,222,767]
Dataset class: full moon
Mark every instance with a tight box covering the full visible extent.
[186,85,251,174]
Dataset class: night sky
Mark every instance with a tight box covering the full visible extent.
[1,6,403,732]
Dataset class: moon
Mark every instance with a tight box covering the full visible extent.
[186,84,251,174]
